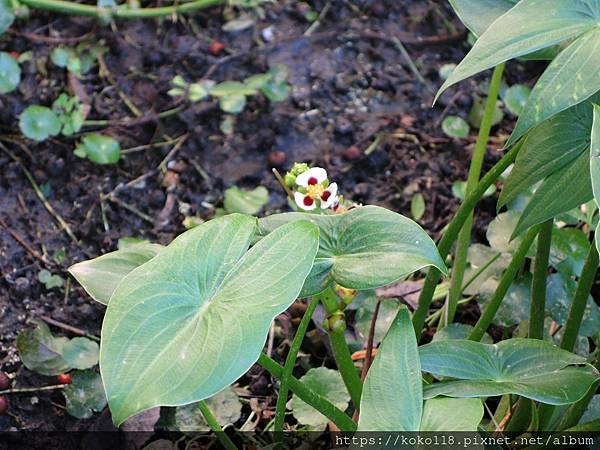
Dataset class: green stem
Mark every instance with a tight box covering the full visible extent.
[318,287,363,408]
[443,63,506,329]
[412,141,522,337]
[468,225,540,342]
[19,0,223,18]
[274,299,319,434]
[560,245,599,351]
[197,400,238,450]
[529,220,553,339]
[257,353,357,432]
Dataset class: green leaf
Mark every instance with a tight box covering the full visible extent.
[420,398,484,431]
[437,0,599,102]
[503,84,530,116]
[219,94,247,114]
[452,181,495,201]
[260,81,290,103]
[420,338,599,405]
[410,193,426,220]
[442,116,470,138]
[499,96,595,208]
[591,103,600,253]
[549,227,591,277]
[63,370,107,419]
[50,47,75,68]
[354,298,400,345]
[62,337,100,370]
[512,150,593,237]
[0,0,15,36]
[581,395,600,423]
[100,215,319,425]
[0,52,20,94]
[258,206,447,296]
[291,368,350,428]
[432,323,492,344]
[19,106,61,142]
[16,321,70,376]
[210,81,257,97]
[486,210,522,253]
[510,27,600,145]
[75,134,121,164]
[467,95,504,128]
[223,186,269,215]
[38,269,64,290]
[69,243,163,305]
[448,0,516,36]
[358,306,422,431]
[175,388,242,432]
[479,275,531,327]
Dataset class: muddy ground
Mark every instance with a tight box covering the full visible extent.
[0,0,538,434]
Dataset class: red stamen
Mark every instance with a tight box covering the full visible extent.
[307,177,318,185]
[321,191,331,201]
[303,196,314,206]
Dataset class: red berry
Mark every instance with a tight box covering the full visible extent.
[208,41,226,56]
[303,197,314,207]
[0,372,11,390]
[0,396,7,415]
[57,373,72,384]
[307,177,318,185]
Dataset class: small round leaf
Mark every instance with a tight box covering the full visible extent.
[19,106,61,141]
[76,134,121,164]
[62,337,100,370]
[442,116,470,138]
[0,52,20,94]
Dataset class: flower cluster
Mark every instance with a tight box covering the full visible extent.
[285,164,338,211]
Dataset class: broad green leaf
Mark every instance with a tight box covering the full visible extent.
[0,52,20,94]
[355,298,400,345]
[509,27,600,145]
[100,215,319,425]
[420,339,599,405]
[62,337,100,370]
[0,0,15,36]
[463,244,509,296]
[292,368,350,428]
[437,0,599,102]
[258,206,447,296]
[19,106,61,142]
[512,151,593,237]
[432,323,492,344]
[75,134,121,164]
[175,388,242,432]
[486,210,522,253]
[499,97,595,208]
[581,395,600,423]
[478,275,531,327]
[591,103,600,252]
[420,398,484,431]
[448,0,516,36]
[549,228,591,278]
[63,370,107,419]
[223,186,269,215]
[69,243,163,305]
[358,307,422,431]
[16,321,70,376]
[442,116,470,138]
[503,84,530,116]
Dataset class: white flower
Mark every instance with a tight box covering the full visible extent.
[295,191,317,210]
[295,167,327,187]
[321,182,338,208]
[293,167,339,211]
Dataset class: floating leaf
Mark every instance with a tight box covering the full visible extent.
[175,388,242,432]
[100,215,319,425]
[0,52,20,94]
[503,84,531,116]
[292,368,350,428]
[63,370,107,419]
[358,306,422,431]
[223,186,269,215]
[74,134,121,165]
[19,106,61,142]
[442,116,470,138]
[69,243,163,305]
[420,398,483,431]
[62,338,100,370]
[258,206,447,296]
[16,321,70,376]
[410,193,426,220]
[421,338,599,405]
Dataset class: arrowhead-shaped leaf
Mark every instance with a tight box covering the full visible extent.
[258,206,446,296]
[358,306,422,431]
[69,243,163,305]
[420,339,599,405]
[100,214,319,425]
[509,27,600,145]
[437,0,599,102]
[448,0,516,36]
[420,398,484,431]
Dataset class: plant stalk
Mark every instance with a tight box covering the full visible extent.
[560,245,599,351]
[443,63,506,329]
[257,353,357,432]
[469,225,540,342]
[412,141,522,337]
[274,299,319,434]
[19,0,223,18]
[529,219,553,340]
[197,400,238,450]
